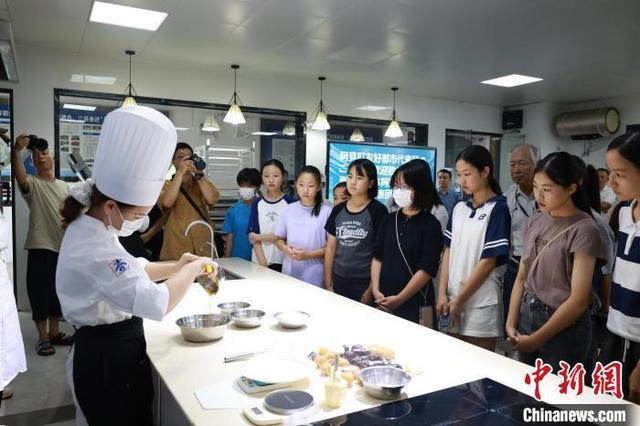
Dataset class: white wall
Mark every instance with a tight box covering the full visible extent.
[1,44,501,310]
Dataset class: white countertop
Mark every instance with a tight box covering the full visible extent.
[144,258,633,425]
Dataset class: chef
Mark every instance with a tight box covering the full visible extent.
[0,206,26,404]
[56,106,215,425]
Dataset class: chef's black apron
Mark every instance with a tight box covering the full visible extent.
[72,317,153,426]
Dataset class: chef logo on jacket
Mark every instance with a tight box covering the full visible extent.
[108,258,130,277]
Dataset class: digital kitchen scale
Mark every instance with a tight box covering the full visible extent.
[243,389,314,425]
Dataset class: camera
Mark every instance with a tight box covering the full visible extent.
[27,135,48,151]
[188,153,206,171]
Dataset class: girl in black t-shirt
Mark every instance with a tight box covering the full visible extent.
[324,159,387,301]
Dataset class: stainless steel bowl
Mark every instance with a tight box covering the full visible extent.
[176,313,231,342]
[230,308,266,328]
[217,301,251,315]
[358,366,412,400]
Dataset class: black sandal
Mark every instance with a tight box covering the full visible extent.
[36,339,55,356]
[50,332,72,346]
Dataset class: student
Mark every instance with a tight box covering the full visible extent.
[506,152,605,370]
[369,159,443,324]
[332,181,350,205]
[385,163,449,233]
[437,145,510,351]
[248,159,294,271]
[223,168,261,260]
[324,159,387,301]
[275,166,332,286]
[600,132,640,403]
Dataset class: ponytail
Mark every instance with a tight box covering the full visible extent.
[295,165,323,217]
[60,196,86,228]
[313,190,322,217]
[488,176,502,196]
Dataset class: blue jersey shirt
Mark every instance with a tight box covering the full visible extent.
[222,200,253,260]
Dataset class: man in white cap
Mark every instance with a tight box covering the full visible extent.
[56,105,216,426]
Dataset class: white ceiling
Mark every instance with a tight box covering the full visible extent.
[6,0,640,106]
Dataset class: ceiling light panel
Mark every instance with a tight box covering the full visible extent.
[90,1,168,31]
[481,74,543,88]
[63,104,97,111]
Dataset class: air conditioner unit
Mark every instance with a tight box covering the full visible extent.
[0,18,18,82]
[555,107,620,140]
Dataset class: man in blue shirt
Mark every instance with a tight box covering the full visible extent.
[223,168,261,260]
[437,169,459,218]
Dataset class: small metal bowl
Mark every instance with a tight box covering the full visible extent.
[358,366,412,400]
[230,309,266,328]
[217,301,251,315]
[274,311,310,329]
[176,313,231,342]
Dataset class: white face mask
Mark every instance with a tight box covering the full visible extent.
[393,188,413,208]
[137,215,150,233]
[108,205,145,237]
[238,187,256,201]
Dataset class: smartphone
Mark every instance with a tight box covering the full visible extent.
[438,314,450,332]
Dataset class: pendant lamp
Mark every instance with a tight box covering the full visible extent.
[311,76,330,131]
[384,87,403,138]
[282,120,296,136]
[202,114,220,132]
[350,127,365,142]
[122,50,137,107]
[223,64,246,125]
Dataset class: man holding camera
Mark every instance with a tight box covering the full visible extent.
[158,142,219,260]
[11,134,70,356]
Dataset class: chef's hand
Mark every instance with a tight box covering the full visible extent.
[177,252,200,268]
[629,363,640,404]
[14,133,29,151]
[248,232,261,244]
[377,295,403,312]
[435,295,448,317]
[186,256,216,275]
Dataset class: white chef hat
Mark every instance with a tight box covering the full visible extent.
[92,106,177,206]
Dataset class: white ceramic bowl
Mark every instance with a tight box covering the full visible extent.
[274,311,310,329]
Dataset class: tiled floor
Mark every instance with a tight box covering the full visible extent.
[0,312,76,425]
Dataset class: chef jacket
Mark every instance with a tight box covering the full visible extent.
[56,214,169,327]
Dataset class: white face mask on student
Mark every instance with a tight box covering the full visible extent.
[238,187,256,201]
[108,205,145,237]
[392,188,413,208]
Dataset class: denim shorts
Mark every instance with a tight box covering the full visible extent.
[517,293,592,370]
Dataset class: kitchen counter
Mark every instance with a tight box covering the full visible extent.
[145,258,632,425]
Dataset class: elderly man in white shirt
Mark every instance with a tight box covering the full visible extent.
[502,144,538,327]
[597,168,617,213]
